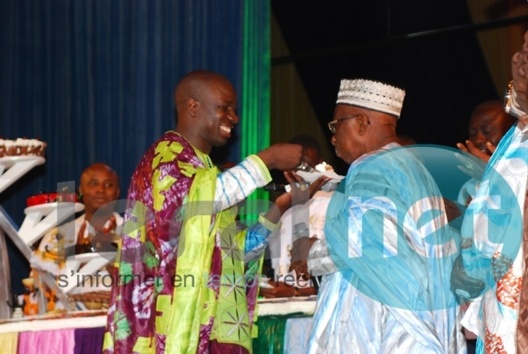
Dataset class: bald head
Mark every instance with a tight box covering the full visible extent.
[79,163,120,219]
[471,100,512,118]
[173,70,239,153]
[176,71,225,106]
[81,163,118,183]
[175,70,234,120]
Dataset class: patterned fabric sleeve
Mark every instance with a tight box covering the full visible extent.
[214,155,271,212]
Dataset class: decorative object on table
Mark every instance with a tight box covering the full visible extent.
[26,190,78,207]
[10,293,24,319]
[0,138,46,157]
[20,277,39,316]
[45,288,57,312]
[11,307,23,319]
[0,147,48,319]
[31,223,116,311]
[69,291,111,310]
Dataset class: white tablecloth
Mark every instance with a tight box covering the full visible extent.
[0,297,316,334]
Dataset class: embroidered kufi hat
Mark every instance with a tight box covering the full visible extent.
[336,79,406,118]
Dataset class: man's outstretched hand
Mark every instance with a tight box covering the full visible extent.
[257,143,303,171]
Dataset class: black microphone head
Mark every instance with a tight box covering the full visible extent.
[263,182,287,192]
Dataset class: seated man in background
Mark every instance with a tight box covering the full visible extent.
[30,162,122,310]
[72,163,122,254]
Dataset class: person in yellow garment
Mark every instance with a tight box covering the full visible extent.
[103,70,327,353]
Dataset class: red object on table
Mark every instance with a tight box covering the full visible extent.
[26,192,78,207]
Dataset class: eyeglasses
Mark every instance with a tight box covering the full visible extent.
[327,114,362,134]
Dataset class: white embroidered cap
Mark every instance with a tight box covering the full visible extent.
[336,79,406,118]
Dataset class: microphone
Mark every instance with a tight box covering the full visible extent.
[263,182,288,192]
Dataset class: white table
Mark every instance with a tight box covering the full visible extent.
[0,298,316,353]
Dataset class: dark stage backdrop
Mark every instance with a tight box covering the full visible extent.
[0,0,270,295]
[271,0,516,173]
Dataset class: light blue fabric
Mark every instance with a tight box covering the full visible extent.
[476,337,484,354]
[244,222,272,260]
[459,122,528,351]
[308,143,465,353]
[461,123,523,289]
[457,178,478,206]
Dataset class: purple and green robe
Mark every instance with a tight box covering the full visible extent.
[103,131,273,353]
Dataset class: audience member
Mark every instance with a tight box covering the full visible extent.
[104,70,325,353]
[34,163,122,258]
[75,163,122,252]
[455,30,528,354]
[457,100,516,164]
[294,78,464,353]
[30,163,122,309]
[456,100,516,206]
